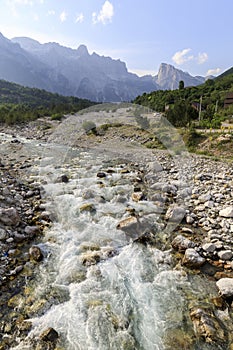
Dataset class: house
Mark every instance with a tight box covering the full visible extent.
[224,92,233,108]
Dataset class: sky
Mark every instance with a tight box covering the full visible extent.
[0,0,232,77]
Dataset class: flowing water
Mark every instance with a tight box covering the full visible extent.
[0,108,228,350]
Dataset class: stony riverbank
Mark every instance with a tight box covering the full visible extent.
[0,118,233,349]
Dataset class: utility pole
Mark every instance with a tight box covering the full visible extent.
[198,96,202,123]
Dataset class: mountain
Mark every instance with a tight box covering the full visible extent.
[0,33,72,95]
[11,36,159,102]
[154,63,205,90]
[0,33,208,102]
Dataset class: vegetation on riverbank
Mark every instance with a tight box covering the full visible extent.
[0,79,95,124]
[134,67,233,129]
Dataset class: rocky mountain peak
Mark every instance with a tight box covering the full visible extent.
[77,44,89,56]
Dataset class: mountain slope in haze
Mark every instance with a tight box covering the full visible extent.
[0,33,72,96]
[11,36,159,102]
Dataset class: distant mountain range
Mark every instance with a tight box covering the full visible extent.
[0,33,211,102]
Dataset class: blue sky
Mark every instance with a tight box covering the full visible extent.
[0,0,232,77]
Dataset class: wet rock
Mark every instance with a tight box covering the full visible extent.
[216,278,233,299]
[171,235,195,252]
[182,248,205,268]
[97,172,107,178]
[39,327,59,342]
[79,203,96,213]
[190,307,226,343]
[219,206,233,218]
[0,207,20,226]
[24,225,40,237]
[29,246,43,262]
[116,216,138,232]
[55,174,69,183]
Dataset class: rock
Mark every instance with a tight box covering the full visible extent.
[29,246,43,262]
[79,203,96,213]
[216,278,233,298]
[219,206,233,218]
[24,225,40,237]
[182,248,205,268]
[55,174,69,183]
[117,216,138,232]
[171,235,195,252]
[218,250,233,261]
[97,172,107,178]
[190,307,225,343]
[0,207,20,226]
[40,327,59,342]
[131,192,144,202]
[202,243,216,253]
[165,206,186,223]
[0,228,7,240]
[186,215,194,224]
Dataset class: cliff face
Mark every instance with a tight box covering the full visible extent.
[154,63,205,90]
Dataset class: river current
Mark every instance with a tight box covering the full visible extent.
[0,106,226,349]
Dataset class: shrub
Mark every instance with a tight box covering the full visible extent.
[82,120,97,135]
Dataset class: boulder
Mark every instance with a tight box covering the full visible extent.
[165,206,186,223]
[216,278,233,298]
[171,235,195,252]
[40,327,59,342]
[190,307,225,343]
[217,250,233,261]
[182,248,205,268]
[219,206,233,218]
[29,246,43,262]
[0,207,20,226]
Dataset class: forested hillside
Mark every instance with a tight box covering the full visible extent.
[134,68,233,128]
[0,79,95,124]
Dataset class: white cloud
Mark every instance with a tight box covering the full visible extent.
[92,1,114,25]
[172,48,209,66]
[33,13,39,21]
[47,10,55,16]
[206,68,221,76]
[75,13,84,23]
[172,48,194,65]
[60,11,67,23]
[197,52,208,64]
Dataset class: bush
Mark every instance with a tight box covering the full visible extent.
[82,120,97,134]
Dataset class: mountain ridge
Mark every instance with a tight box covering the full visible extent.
[0,33,214,101]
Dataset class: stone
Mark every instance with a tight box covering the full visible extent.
[40,327,59,342]
[29,246,43,262]
[0,207,20,226]
[190,307,225,343]
[79,203,96,213]
[117,216,138,232]
[186,215,194,224]
[182,248,205,268]
[171,235,195,252]
[97,172,107,178]
[202,243,216,253]
[24,225,40,237]
[131,192,144,202]
[217,250,233,261]
[219,206,233,218]
[216,278,233,298]
[0,228,7,240]
[165,206,186,223]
